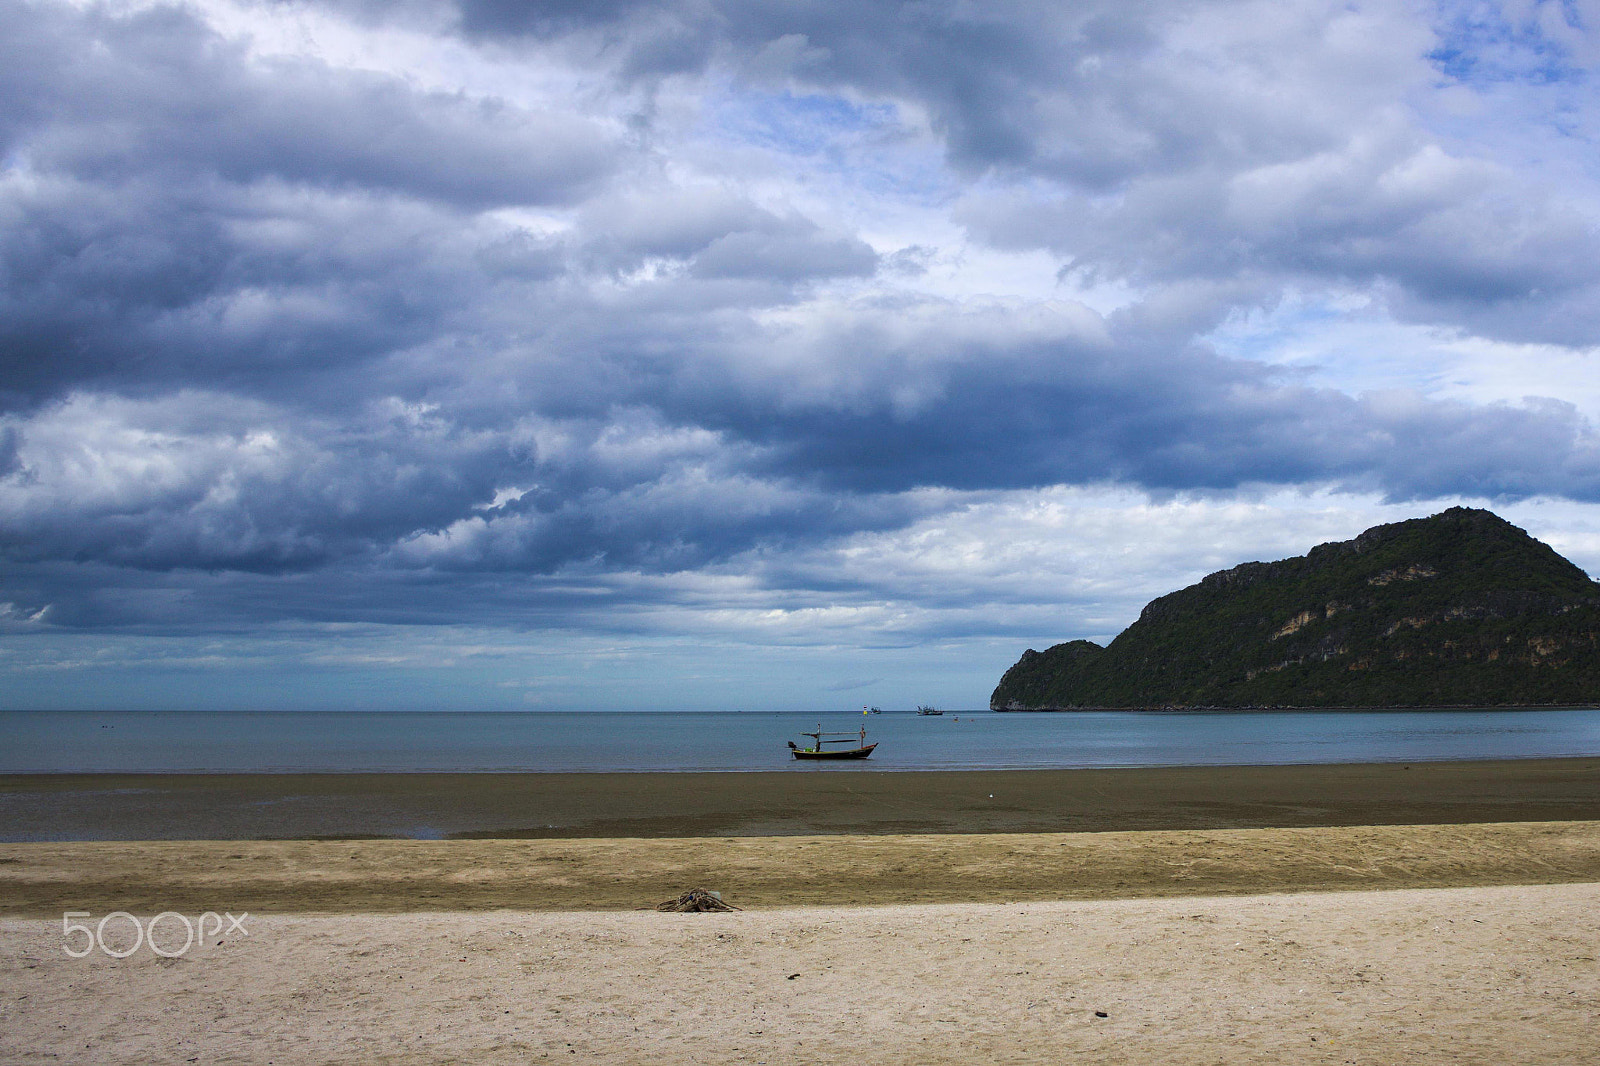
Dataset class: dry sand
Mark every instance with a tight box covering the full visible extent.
[3,882,1597,1065]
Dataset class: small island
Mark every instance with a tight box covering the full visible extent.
[991,507,1600,709]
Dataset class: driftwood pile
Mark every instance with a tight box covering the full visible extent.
[656,888,741,912]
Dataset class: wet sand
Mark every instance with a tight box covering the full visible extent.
[5,756,1600,841]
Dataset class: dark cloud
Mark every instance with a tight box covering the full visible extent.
[633,299,1600,502]
[5,3,617,207]
[0,1,622,408]
[0,427,20,478]
[689,226,876,281]
[2,0,1599,643]
[964,140,1600,346]
[0,392,526,572]
[456,0,659,38]
[0,175,487,403]
[431,0,1600,344]
[440,0,1369,185]
[5,285,1596,607]
[578,188,877,280]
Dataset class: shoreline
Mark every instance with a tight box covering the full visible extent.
[5,757,1600,841]
[8,744,1600,773]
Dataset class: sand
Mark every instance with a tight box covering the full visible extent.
[5,763,1600,1063]
[3,882,1597,1065]
[3,821,1600,915]
[8,758,1600,840]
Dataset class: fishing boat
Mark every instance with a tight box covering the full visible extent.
[788,723,877,760]
[916,705,943,716]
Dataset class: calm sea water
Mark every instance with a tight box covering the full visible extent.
[5,707,1600,773]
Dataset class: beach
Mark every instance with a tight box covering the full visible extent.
[3,761,1599,1063]
[3,878,1597,1064]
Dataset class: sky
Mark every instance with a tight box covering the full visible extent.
[2,0,1599,711]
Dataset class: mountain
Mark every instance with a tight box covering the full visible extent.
[990,508,1600,709]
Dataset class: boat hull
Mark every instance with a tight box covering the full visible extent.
[791,743,877,760]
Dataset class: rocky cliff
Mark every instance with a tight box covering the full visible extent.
[991,508,1600,709]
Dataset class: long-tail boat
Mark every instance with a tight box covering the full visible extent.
[788,723,877,760]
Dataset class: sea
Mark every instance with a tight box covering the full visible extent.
[5,707,1600,773]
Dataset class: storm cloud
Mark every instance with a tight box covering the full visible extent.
[2,0,1599,707]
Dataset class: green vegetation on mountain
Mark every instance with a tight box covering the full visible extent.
[991,508,1600,709]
